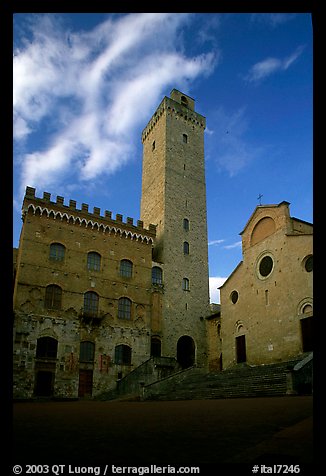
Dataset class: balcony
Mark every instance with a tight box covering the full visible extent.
[79,308,105,325]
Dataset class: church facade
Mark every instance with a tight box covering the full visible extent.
[219,201,313,369]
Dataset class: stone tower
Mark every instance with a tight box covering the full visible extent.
[141,89,210,368]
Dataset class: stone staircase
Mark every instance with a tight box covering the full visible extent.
[142,356,312,401]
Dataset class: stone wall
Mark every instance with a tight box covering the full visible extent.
[13,188,156,399]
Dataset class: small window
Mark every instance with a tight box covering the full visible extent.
[181,96,188,107]
[45,284,62,310]
[230,290,238,304]
[83,291,99,318]
[152,266,163,285]
[182,278,190,291]
[80,341,95,363]
[115,344,132,365]
[183,218,189,231]
[49,243,65,261]
[152,140,156,151]
[36,337,58,360]
[87,252,101,271]
[120,259,133,278]
[183,133,188,143]
[183,241,190,255]
[304,255,313,272]
[118,297,132,320]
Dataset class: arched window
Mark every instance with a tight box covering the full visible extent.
[118,297,132,320]
[49,243,65,261]
[182,278,190,291]
[183,133,188,143]
[83,291,99,318]
[44,284,62,309]
[87,251,101,271]
[115,344,132,365]
[183,241,190,255]
[152,266,163,285]
[36,336,58,359]
[80,341,95,362]
[120,259,133,278]
[183,218,189,231]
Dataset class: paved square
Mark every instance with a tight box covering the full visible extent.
[13,396,313,466]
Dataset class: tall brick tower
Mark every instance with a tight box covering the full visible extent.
[141,89,210,368]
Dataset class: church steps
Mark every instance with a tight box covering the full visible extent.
[143,356,309,401]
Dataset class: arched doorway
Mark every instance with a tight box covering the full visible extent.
[236,335,247,363]
[34,336,58,397]
[177,336,195,369]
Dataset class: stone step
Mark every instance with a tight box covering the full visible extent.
[143,359,305,400]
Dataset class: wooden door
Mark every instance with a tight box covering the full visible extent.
[78,369,93,397]
[236,335,247,363]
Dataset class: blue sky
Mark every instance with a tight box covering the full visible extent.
[13,13,313,303]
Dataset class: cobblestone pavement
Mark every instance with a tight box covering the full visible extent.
[13,396,313,466]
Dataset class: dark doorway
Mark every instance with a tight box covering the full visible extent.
[177,336,195,369]
[78,370,93,397]
[151,337,162,357]
[236,335,247,363]
[35,371,54,396]
[301,317,313,352]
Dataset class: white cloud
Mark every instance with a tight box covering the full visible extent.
[208,239,225,246]
[13,13,218,196]
[209,276,227,304]
[224,241,242,250]
[244,45,305,83]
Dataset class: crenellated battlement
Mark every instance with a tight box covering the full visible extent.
[23,186,156,243]
[141,93,206,143]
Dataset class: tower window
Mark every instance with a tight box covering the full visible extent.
[182,278,190,291]
[181,96,188,107]
[183,134,188,143]
[183,241,190,255]
[152,140,156,151]
[183,218,189,231]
